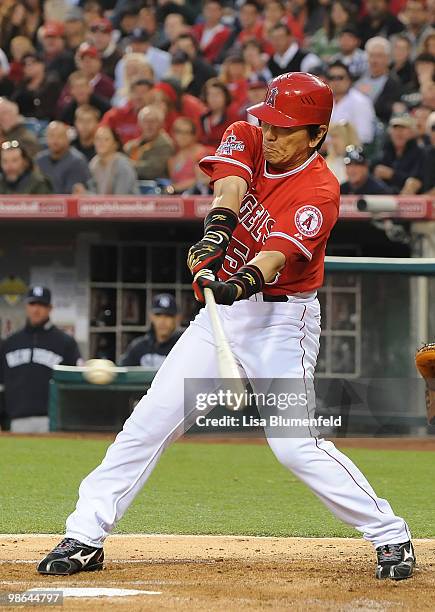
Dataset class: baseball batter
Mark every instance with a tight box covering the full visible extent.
[38,73,415,581]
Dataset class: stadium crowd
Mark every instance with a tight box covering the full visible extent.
[0,0,434,196]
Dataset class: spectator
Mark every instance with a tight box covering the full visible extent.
[355,36,403,124]
[153,78,206,136]
[418,29,435,56]
[83,1,103,26]
[137,6,159,45]
[71,104,99,161]
[88,18,122,80]
[0,47,9,71]
[191,0,232,65]
[331,26,368,79]
[309,0,357,61]
[0,49,14,98]
[340,145,393,194]
[328,61,376,145]
[12,52,62,121]
[414,52,435,89]
[168,117,213,193]
[0,0,42,56]
[172,48,214,99]
[75,125,138,195]
[115,28,170,85]
[166,51,195,95]
[403,0,433,57]
[162,12,189,51]
[402,111,435,194]
[121,293,183,368]
[219,55,249,115]
[0,286,82,433]
[112,53,154,108]
[0,97,40,157]
[8,35,36,84]
[36,121,91,194]
[263,0,287,41]
[234,0,273,54]
[75,43,115,103]
[412,104,432,145]
[373,113,424,193]
[172,33,216,96]
[186,164,213,195]
[40,21,76,82]
[242,40,272,82]
[101,77,155,144]
[326,121,361,184]
[117,4,141,39]
[0,140,52,194]
[59,71,111,126]
[246,78,269,125]
[358,0,405,45]
[64,5,87,51]
[420,81,435,110]
[390,34,416,89]
[268,23,320,77]
[200,78,239,148]
[124,104,175,180]
[286,0,326,39]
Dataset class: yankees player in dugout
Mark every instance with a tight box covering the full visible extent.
[39,73,415,581]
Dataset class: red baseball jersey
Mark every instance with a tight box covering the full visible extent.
[199,121,340,295]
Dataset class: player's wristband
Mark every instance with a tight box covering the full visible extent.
[204,207,238,243]
[228,264,265,300]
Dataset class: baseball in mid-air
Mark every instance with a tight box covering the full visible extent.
[83,359,117,385]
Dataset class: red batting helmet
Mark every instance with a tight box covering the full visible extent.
[247,72,333,128]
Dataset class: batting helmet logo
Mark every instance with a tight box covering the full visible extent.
[265,86,278,108]
[247,72,333,128]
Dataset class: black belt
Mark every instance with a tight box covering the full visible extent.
[263,293,289,302]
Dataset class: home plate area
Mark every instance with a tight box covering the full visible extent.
[1,535,434,610]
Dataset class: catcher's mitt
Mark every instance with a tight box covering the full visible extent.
[415,343,435,425]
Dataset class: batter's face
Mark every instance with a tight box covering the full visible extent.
[261,123,327,170]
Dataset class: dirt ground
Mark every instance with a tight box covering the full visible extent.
[4,432,435,451]
[0,535,434,611]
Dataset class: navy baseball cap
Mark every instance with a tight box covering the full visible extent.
[26,286,52,305]
[152,293,178,315]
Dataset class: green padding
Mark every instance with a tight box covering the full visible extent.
[52,369,156,385]
[49,369,157,431]
[325,261,435,274]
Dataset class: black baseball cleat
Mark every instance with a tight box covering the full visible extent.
[37,538,104,575]
[375,541,415,580]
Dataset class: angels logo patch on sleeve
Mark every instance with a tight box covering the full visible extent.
[294,205,323,237]
[216,132,245,156]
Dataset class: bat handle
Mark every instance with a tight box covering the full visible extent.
[204,286,215,305]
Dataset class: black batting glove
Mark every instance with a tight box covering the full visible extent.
[187,207,238,275]
[187,234,227,276]
[193,269,239,305]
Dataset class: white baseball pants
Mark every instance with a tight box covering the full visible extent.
[66,295,410,548]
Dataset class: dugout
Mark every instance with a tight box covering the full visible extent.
[0,195,434,433]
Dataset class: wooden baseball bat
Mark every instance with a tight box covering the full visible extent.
[204,287,246,404]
